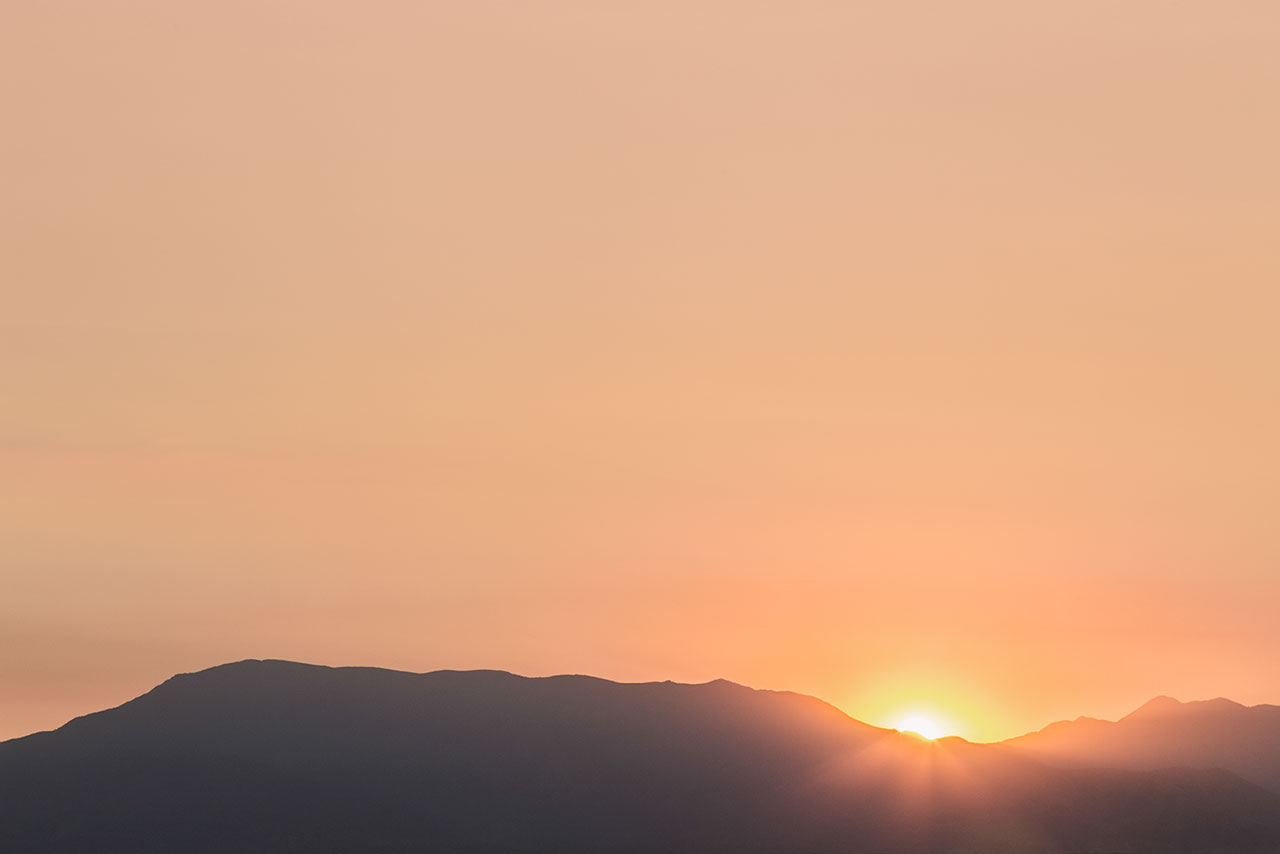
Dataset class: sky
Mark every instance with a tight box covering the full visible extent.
[2,1,1279,743]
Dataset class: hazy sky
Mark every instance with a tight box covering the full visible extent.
[3,1,1279,742]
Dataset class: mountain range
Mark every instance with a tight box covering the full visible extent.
[1005,694,1280,795]
[2,660,1278,853]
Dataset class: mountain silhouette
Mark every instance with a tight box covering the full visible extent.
[2,660,1279,853]
[1003,694,1280,794]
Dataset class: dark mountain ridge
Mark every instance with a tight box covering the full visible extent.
[3,660,1279,853]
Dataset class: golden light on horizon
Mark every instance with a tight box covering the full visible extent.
[894,714,948,741]
[847,671,988,741]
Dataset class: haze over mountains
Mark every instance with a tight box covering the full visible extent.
[2,661,1278,853]
[1004,694,1280,795]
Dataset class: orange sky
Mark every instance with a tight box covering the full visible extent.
[3,1,1279,743]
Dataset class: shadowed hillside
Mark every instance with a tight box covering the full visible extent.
[1004,696,1280,794]
[2,661,1279,853]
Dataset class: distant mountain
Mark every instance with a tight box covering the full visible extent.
[2,661,1279,853]
[1004,695,1280,794]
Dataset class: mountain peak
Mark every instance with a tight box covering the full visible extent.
[1123,695,1183,720]
[1122,695,1252,722]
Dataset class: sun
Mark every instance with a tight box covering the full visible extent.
[895,714,945,740]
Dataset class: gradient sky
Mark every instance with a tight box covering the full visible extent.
[3,1,1279,743]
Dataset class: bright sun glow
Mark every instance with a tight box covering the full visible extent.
[895,714,946,740]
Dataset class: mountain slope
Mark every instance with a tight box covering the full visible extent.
[2,660,1279,853]
[1004,695,1280,794]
